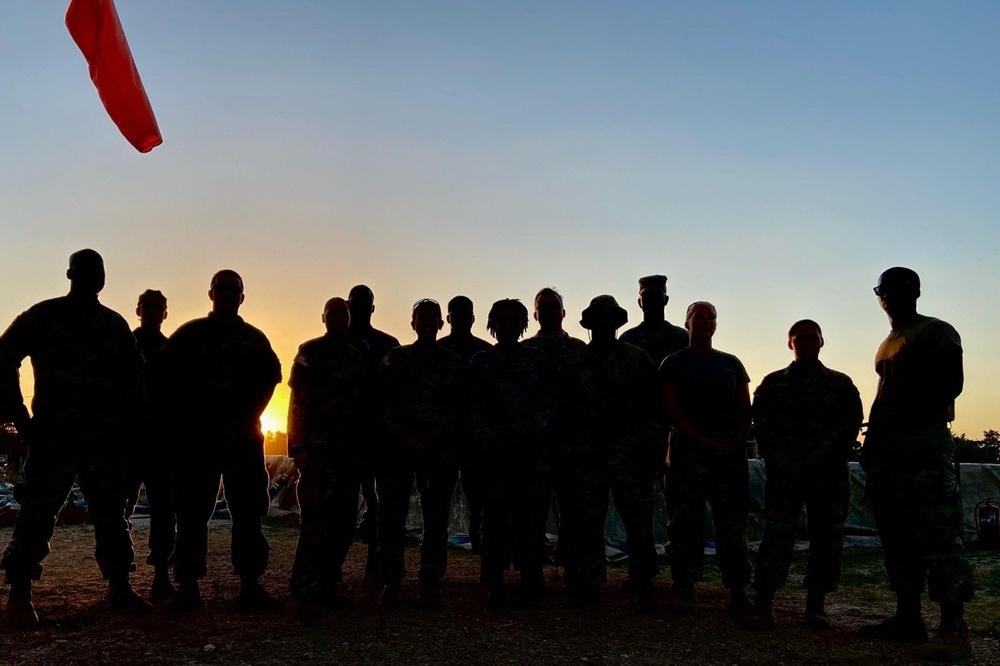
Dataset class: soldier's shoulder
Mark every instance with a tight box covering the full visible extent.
[297,336,328,355]
[821,365,858,388]
[169,316,211,339]
[619,324,643,341]
[372,328,402,348]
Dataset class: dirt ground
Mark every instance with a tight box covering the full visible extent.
[0,518,997,665]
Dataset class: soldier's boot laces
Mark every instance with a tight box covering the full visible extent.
[4,581,39,628]
[858,614,929,643]
[150,567,175,602]
[236,578,282,610]
[805,590,831,630]
[107,579,154,614]
[918,619,972,661]
[163,582,203,614]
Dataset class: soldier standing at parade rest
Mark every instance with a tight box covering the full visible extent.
[127,289,177,601]
[521,288,586,587]
[347,284,400,585]
[743,320,862,630]
[159,270,282,612]
[564,296,660,611]
[377,299,465,608]
[660,301,753,616]
[858,267,973,660]
[468,299,556,610]
[286,297,369,616]
[0,249,149,626]
[438,296,492,553]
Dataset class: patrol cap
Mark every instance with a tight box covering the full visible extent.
[638,275,667,295]
[580,295,628,330]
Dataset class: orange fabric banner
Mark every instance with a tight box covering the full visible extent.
[65,0,162,153]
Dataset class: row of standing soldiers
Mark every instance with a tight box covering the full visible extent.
[0,252,974,660]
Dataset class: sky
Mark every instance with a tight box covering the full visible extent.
[1,1,998,438]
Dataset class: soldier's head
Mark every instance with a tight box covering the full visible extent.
[684,301,717,341]
[874,267,920,321]
[209,269,244,316]
[637,275,668,314]
[787,319,823,363]
[136,289,167,329]
[323,297,350,338]
[446,295,475,335]
[533,287,566,334]
[66,249,106,297]
[580,295,628,340]
[487,299,529,344]
[411,298,443,343]
[348,284,375,326]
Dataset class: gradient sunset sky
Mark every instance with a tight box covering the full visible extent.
[2,1,997,437]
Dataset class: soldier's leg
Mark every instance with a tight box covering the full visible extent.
[220,443,271,581]
[290,463,328,601]
[460,456,485,553]
[143,444,177,571]
[552,453,579,577]
[573,458,610,602]
[415,454,459,585]
[610,463,658,587]
[172,459,223,585]
[708,451,752,592]
[77,455,136,581]
[753,464,803,594]
[480,469,511,608]
[667,447,709,588]
[376,457,414,589]
[802,460,849,594]
[510,472,548,607]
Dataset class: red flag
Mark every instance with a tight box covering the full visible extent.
[65,0,162,153]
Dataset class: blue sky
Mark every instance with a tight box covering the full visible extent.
[1,1,997,435]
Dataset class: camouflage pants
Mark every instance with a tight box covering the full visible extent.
[551,452,580,574]
[479,459,548,580]
[377,446,458,585]
[290,458,360,600]
[459,450,485,553]
[125,440,177,569]
[668,438,752,589]
[172,440,271,584]
[573,454,658,587]
[1,437,135,583]
[863,425,973,603]
[754,458,849,592]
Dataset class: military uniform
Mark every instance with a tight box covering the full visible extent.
[439,332,493,552]
[565,340,660,589]
[752,361,863,594]
[660,348,752,590]
[468,344,556,588]
[128,326,176,571]
[158,313,281,585]
[347,326,400,551]
[376,343,464,586]
[619,322,689,369]
[286,336,368,601]
[863,315,973,603]
[0,296,144,583]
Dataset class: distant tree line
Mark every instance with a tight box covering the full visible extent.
[263,430,288,457]
[954,429,1000,464]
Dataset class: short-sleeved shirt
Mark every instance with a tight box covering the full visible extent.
[872,314,962,427]
[659,348,750,438]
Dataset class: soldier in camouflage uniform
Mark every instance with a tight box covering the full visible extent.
[660,301,753,617]
[438,296,492,553]
[286,297,368,615]
[858,268,973,660]
[0,249,149,626]
[564,295,660,611]
[376,299,464,608]
[744,320,862,630]
[126,289,177,600]
[158,270,282,612]
[522,288,585,587]
[468,299,556,610]
[347,284,400,584]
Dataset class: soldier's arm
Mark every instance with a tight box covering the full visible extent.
[0,311,34,434]
[929,344,963,407]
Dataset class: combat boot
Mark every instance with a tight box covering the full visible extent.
[726,586,754,619]
[635,581,659,614]
[379,582,402,608]
[570,583,602,609]
[858,615,928,643]
[417,581,441,609]
[236,577,282,610]
[516,568,544,611]
[485,571,507,610]
[918,619,972,661]
[107,576,154,613]
[670,582,699,615]
[163,581,203,613]
[149,566,174,601]
[742,588,774,630]
[805,590,831,630]
[4,580,39,627]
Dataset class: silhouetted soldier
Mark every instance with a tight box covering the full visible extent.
[127,289,176,600]
[347,284,400,584]
[159,270,282,612]
[438,295,492,553]
[287,297,368,615]
[377,299,464,608]
[661,301,752,616]
[858,268,973,660]
[468,299,556,610]
[521,288,585,588]
[744,320,862,630]
[0,249,149,626]
[564,296,659,611]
